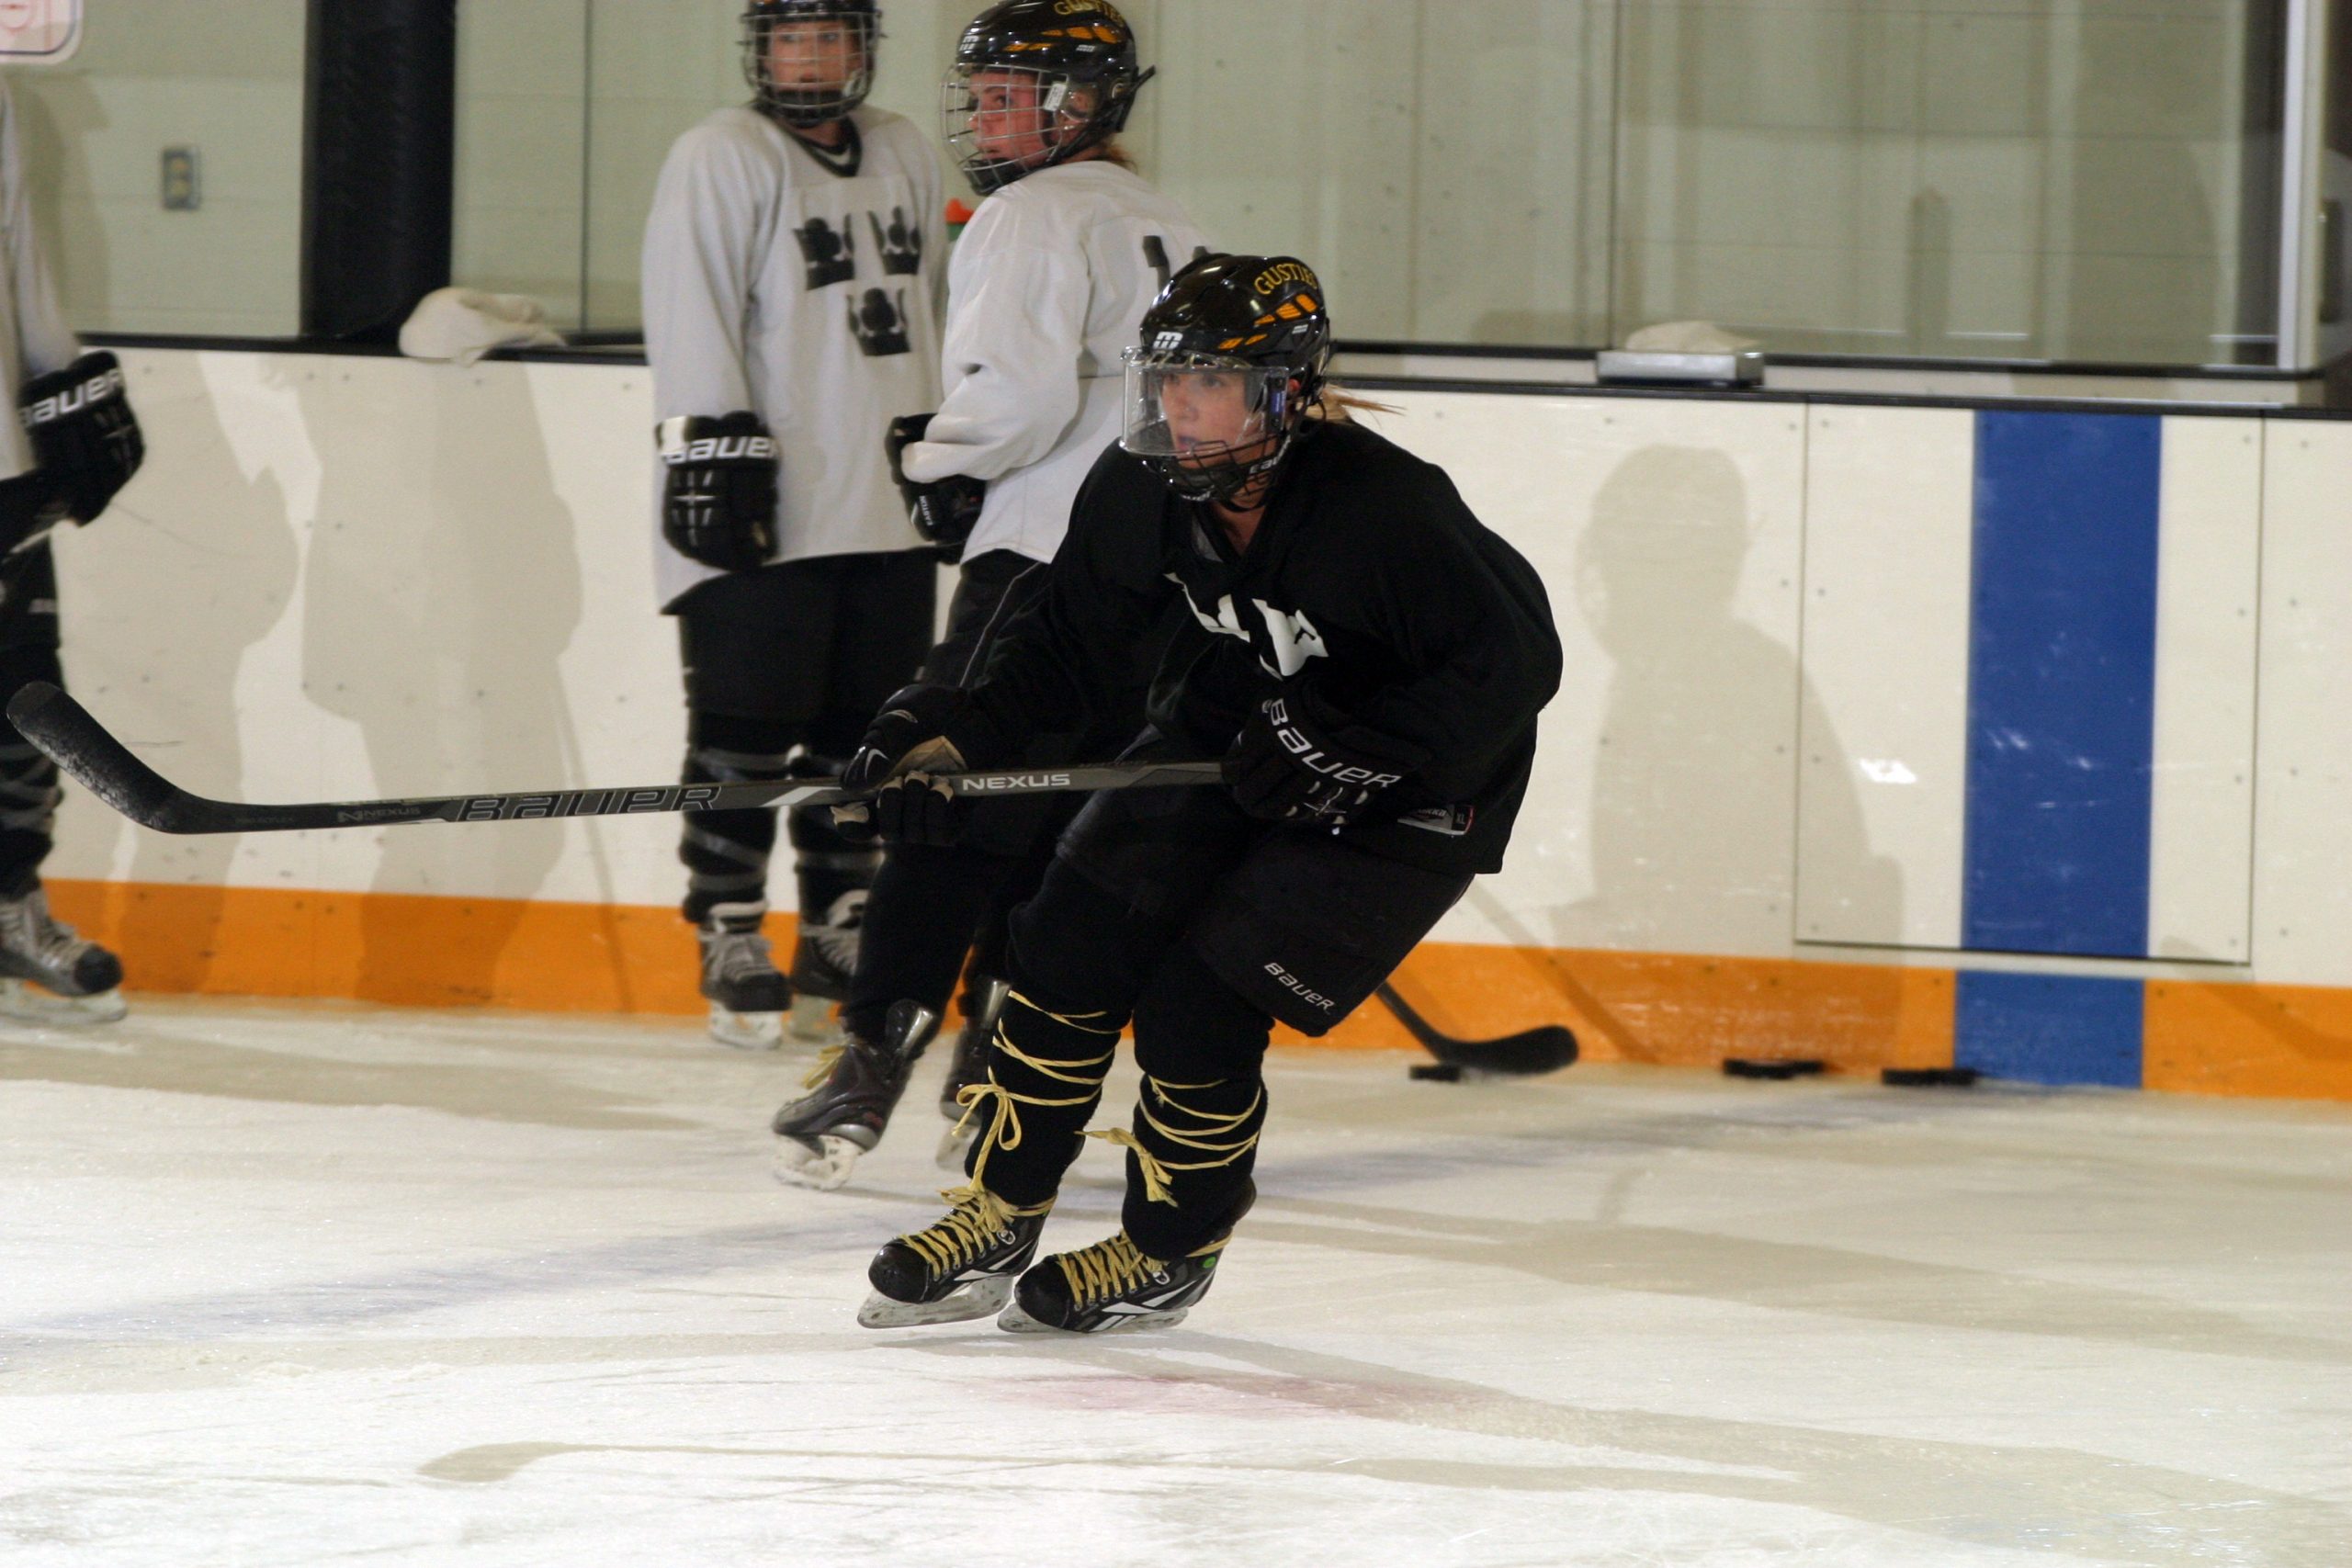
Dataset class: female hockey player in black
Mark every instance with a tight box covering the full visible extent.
[841,254,1563,1333]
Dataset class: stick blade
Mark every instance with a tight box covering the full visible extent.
[5,681,205,833]
[1425,1025,1579,1077]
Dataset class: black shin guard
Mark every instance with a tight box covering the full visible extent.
[784,768,880,998]
[678,714,798,925]
[1115,1074,1266,1260]
[956,986,1123,1209]
[0,644,63,897]
[1117,941,1275,1259]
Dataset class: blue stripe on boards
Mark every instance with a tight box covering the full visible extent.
[1954,970,2144,1089]
[1962,412,2160,958]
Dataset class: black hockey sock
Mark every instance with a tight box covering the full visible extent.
[1111,1073,1266,1261]
[956,987,1125,1210]
[840,841,1011,1042]
[679,713,799,925]
[0,735,55,898]
[786,774,880,931]
[0,648,62,898]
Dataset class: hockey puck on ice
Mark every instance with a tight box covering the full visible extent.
[1722,1058,1826,1080]
[1881,1066,1981,1089]
[1409,1062,1465,1083]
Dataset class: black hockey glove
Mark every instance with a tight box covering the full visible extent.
[841,683,975,846]
[0,471,69,558]
[656,412,778,572]
[1227,687,1415,828]
[885,413,986,561]
[18,350,143,525]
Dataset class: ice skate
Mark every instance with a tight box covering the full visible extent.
[859,1179,1053,1327]
[0,888,126,1025]
[698,902,791,1050]
[771,1000,939,1190]
[998,1183,1253,1335]
[933,975,1009,1168]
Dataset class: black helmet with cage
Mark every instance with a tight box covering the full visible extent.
[943,0,1155,195]
[741,0,880,130]
[1122,254,1335,504]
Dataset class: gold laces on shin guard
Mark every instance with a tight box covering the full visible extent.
[944,989,1119,1189]
[899,1182,1050,1275]
[1087,1077,1264,1206]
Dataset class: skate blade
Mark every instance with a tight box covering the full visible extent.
[770,1134,865,1192]
[857,1275,1012,1329]
[996,1300,1190,1335]
[786,993,840,1044]
[0,980,127,1026]
[933,1119,976,1170]
[707,1002,784,1051]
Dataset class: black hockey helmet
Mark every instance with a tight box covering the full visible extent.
[742,0,879,129]
[1121,254,1335,503]
[943,0,1154,195]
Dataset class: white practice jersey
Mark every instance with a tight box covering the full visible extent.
[0,77,81,481]
[902,159,1208,565]
[643,106,945,608]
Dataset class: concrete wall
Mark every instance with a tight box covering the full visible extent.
[40,345,2352,1100]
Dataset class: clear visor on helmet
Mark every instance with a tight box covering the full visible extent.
[1119,350,1294,463]
[942,63,1097,186]
[743,12,877,127]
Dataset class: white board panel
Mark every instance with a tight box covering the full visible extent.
[1795,404,1975,950]
[2252,423,2352,986]
[1384,393,1809,959]
[2146,417,2260,964]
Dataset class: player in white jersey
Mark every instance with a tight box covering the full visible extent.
[0,77,141,1026]
[642,0,946,1049]
[771,0,1211,1188]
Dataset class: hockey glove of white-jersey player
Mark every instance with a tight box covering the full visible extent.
[1227,685,1418,828]
[18,350,143,527]
[885,414,985,562]
[656,412,778,572]
[840,683,976,846]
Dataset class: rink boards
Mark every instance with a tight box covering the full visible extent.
[39,347,2352,1100]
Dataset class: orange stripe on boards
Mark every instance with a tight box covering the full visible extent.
[51,879,1953,1073]
[46,880,717,1014]
[46,879,2351,1101]
[2144,981,2352,1101]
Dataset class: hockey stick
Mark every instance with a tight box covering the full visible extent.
[4,681,1224,837]
[1374,980,1577,1077]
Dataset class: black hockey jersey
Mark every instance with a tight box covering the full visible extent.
[952,419,1563,874]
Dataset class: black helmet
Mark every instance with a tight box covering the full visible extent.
[742,0,879,130]
[1121,255,1335,503]
[943,0,1154,195]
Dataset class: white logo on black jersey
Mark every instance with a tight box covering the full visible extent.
[1170,576,1329,677]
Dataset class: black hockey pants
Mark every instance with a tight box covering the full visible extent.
[960,775,1471,1261]
[671,552,933,928]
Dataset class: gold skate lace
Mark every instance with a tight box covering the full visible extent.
[801,1046,845,1090]
[1055,1230,1163,1307]
[900,1182,1046,1273]
[944,990,1118,1190]
[1084,1078,1264,1206]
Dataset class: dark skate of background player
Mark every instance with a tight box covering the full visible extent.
[840,254,1563,1333]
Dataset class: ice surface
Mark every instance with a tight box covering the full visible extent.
[4,998,2347,1567]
